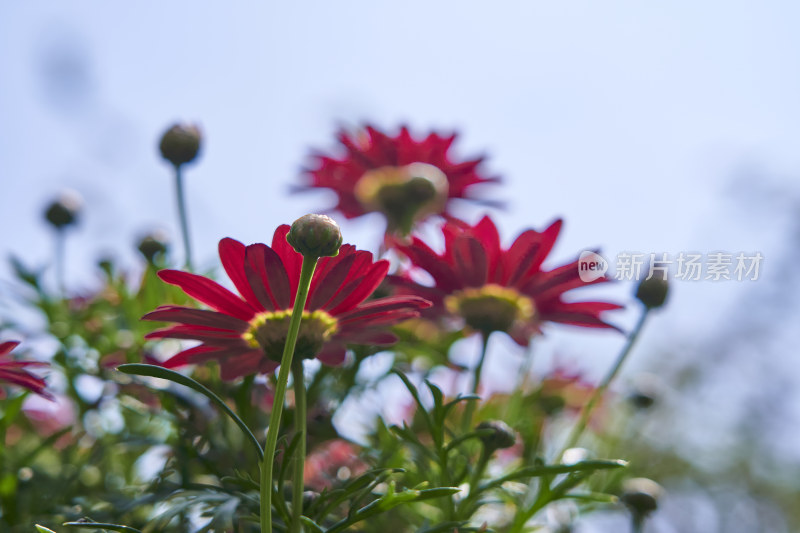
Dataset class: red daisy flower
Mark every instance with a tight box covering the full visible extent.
[143,225,432,380]
[302,125,499,234]
[0,341,53,400]
[392,216,622,345]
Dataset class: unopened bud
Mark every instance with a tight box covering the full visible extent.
[286,214,343,258]
[635,277,669,309]
[627,373,664,410]
[44,190,82,230]
[159,123,202,167]
[137,230,169,263]
[303,490,320,511]
[476,420,516,452]
[621,477,663,517]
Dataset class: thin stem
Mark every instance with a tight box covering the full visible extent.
[260,257,318,533]
[506,337,537,421]
[459,446,491,517]
[462,333,491,432]
[55,230,66,297]
[559,309,650,456]
[631,514,645,533]
[291,358,307,533]
[174,164,193,271]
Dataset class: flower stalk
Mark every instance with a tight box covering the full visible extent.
[462,333,490,431]
[291,358,307,533]
[260,256,318,533]
[560,309,650,456]
[173,165,193,271]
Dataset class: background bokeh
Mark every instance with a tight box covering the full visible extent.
[2,2,799,531]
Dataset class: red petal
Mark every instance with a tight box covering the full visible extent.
[307,249,357,310]
[334,330,398,346]
[158,270,254,321]
[504,219,562,287]
[451,234,488,287]
[326,260,390,314]
[146,325,245,345]
[316,343,346,366]
[0,341,20,357]
[272,225,302,299]
[472,216,502,282]
[336,296,430,327]
[219,238,264,311]
[143,306,250,331]
[397,238,460,292]
[245,243,292,310]
[160,344,222,368]
[0,369,52,400]
[540,311,622,330]
[526,259,605,301]
[219,350,263,380]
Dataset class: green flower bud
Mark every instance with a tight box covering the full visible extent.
[621,477,663,517]
[635,277,669,309]
[44,190,82,230]
[286,214,343,259]
[303,490,320,511]
[159,123,202,167]
[627,373,664,410]
[476,420,516,452]
[137,230,169,264]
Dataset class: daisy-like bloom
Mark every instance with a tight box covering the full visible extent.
[392,216,621,345]
[0,341,53,400]
[143,225,432,380]
[303,125,498,234]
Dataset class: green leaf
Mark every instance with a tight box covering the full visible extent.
[325,482,461,533]
[63,521,142,533]
[278,432,302,489]
[117,364,263,460]
[300,516,324,533]
[35,526,57,533]
[418,522,489,533]
[1,392,27,425]
[10,255,43,290]
[391,370,435,435]
[562,491,619,503]
[314,468,402,520]
[481,459,627,493]
[389,424,437,461]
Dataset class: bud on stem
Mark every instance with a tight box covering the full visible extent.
[286,214,343,259]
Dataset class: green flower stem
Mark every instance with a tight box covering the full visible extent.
[560,309,651,457]
[173,164,193,271]
[291,358,307,533]
[260,256,318,533]
[505,338,536,421]
[55,230,66,296]
[458,446,491,516]
[631,514,645,533]
[462,333,490,432]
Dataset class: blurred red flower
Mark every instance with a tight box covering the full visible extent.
[302,125,498,234]
[392,216,622,345]
[144,225,431,380]
[304,439,368,491]
[0,341,53,400]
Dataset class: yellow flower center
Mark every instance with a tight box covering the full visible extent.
[242,310,338,362]
[445,285,535,335]
[354,163,449,234]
